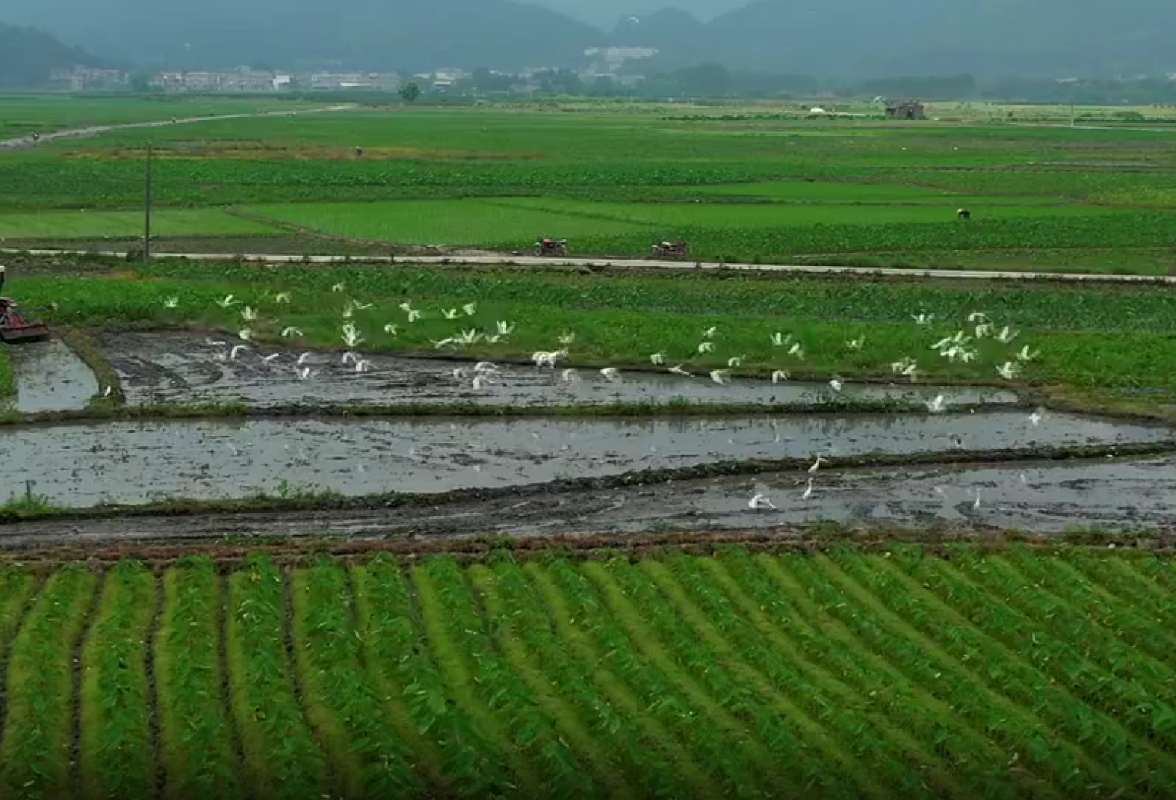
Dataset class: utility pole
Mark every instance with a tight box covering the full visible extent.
[143,142,154,260]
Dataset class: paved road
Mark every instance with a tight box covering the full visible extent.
[0,104,356,151]
[6,246,1176,284]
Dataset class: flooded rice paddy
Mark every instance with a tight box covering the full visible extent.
[6,339,97,413]
[4,411,1168,508]
[99,332,1018,409]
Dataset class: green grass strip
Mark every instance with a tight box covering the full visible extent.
[469,560,636,800]
[826,551,1145,793]
[226,555,327,800]
[655,554,963,800]
[413,557,582,797]
[580,559,795,797]
[352,556,490,797]
[0,347,14,400]
[78,561,155,799]
[772,554,1103,797]
[290,559,420,798]
[156,557,242,800]
[0,566,98,800]
[523,562,726,799]
[702,552,1042,800]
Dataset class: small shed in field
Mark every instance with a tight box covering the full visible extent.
[886,99,926,120]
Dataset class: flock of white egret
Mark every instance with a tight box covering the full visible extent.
[165,287,1047,514]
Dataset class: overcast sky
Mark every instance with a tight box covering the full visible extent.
[533,0,749,27]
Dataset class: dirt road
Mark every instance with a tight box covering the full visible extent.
[0,104,355,151]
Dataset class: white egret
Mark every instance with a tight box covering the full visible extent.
[281,327,303,338]
[342,325,364,348]
[925,394,946,414]
[802,479,814,500]
[164,296,179,309]
[240,306,259,322]
[216,294,238,309]
[997,361,1021,380]
[296,353,312,366]
[432,338,456,349]
[406,309,422,323]
[383,324,399,336]
[974,323,993,339]
[273,292,292,304]
[808,455,827,474]
[453,367,469,381]
[698,342,715,354]
[1029,408,1044,426]
[561,368,579,384]
[342,351,359,366]
[911,313,935,325]
[238,328,252,341]
[1016,345,1040,363]
[497,321,515,336]
[996,326,1019,344]
[771,370,789,384]
[727,355,744,368]
[456,329,481,345]
[600,367,622,383]
[463,303,477,316]
[650,352,666,366]
[443,308,460,320]
[261,353,280,364]
[972,491,982,511]
[668,365,692,377]
[229,345,250,360]
[474,362,498,374]
[710,369,730,385]
[354,359,373,374]
[352,301,373,311]
[703,326,718,339]
[204,338,227,348]
[331,283,345,293]
[485,334,502,344]
[829,378,844,392]
[558,332,576,346]
[787,343,805,359]
[748,493,777,510]
[967,312,989,324]
[770,332,791,347]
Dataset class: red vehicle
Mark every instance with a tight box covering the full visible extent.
[0,267,50,343]
[534,238,568,257]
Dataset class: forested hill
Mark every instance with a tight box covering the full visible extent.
[0,22,103,87]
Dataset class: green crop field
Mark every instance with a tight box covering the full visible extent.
[0,548,1171,799]
[2,99,1176,272]
[0,209,276,238]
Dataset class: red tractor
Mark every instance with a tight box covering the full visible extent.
[0,267,50,343]
[534,238,568,257]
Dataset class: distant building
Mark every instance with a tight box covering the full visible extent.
[50,66,128,91]
[583,46,658,76]
[886,99,926,120]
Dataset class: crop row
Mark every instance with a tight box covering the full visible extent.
[0,551,1166,797]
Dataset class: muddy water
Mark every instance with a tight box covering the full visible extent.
[6,456,1176,548]
[4,411,1168,508]
[100,332,1018,409]
[6,340,98,413]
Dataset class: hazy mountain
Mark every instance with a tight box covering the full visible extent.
[0,0,600,71]
[701,0,1176,77]
[3,0,1176,77]
[0,22,103,86]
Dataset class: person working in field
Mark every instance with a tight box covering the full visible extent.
[0,265,6,292]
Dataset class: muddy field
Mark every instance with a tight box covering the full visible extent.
[6,339,97,412]
[5,455,1174,548]
[100,331,1019,409]
[2,410,1167,507]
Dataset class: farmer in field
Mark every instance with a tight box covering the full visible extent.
[0,265,6,292]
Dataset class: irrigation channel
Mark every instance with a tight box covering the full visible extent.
[2,331,1175,541]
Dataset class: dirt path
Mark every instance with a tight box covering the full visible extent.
[0,105,356,151]
[7,246,1175,285]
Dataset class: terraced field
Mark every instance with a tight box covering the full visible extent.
[0,548,1172,799]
